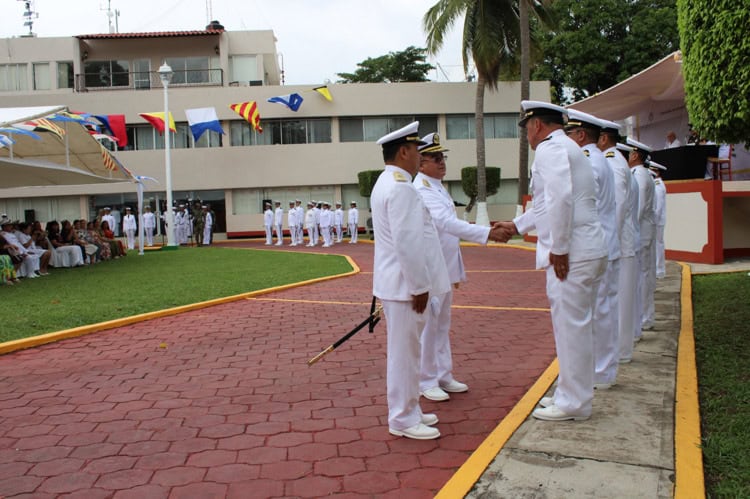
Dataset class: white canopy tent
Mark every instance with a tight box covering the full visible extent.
[0,105,134,188]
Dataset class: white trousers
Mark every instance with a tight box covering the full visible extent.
[203,225,212,245]
[265,225,273,245]
[419,291,454,392]
[618,255,638,362]
[321,225,332,246]
[639,239,656,329]
[383,299,426,430]
[125,229,136,250]
[593,259,620,384]
[349,224,358,243]
[547,256,606,416]
[305,226,316,246]
[274,224,283,244]
[145,227,154,246]
[655,225,666,278]
[335,224,343,242]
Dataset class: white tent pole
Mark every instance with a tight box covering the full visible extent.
[64,121,70,168]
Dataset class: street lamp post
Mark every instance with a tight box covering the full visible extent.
[158,62,177,248]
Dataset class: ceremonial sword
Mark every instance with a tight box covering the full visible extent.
[307,296,383,366]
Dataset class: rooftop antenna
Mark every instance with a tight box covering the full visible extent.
[102,0,120,33]
[18,0,38,37]
[435,62,451,82]
[206,0,213,25]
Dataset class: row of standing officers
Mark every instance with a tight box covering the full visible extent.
[369,101,666,440]
[263,200,360,247]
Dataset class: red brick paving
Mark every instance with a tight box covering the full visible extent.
[0,241,555,498]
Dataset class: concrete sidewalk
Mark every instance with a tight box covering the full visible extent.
[461,257,718,499]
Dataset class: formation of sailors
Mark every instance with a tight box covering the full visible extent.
[267,199,360,247]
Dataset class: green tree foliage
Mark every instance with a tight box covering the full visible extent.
[461,166,500,213]
[678,1,750,144]
[337,46,434,83]
[534,0,680,104]
[357,170,383,197]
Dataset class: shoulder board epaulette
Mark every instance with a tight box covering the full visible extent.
[605,151,615,158]
[393,172,408,182]
[422,178,431,188]
[655,179,662,185]
[583,149,590,157]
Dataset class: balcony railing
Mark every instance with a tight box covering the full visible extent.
[75,68,224,92]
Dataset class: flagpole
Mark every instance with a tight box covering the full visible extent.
[158,62,177,249]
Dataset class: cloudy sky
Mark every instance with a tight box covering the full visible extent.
[2,0,468,85]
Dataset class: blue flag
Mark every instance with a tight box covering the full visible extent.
[267,93,304,112]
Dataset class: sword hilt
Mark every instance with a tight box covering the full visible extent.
[307,345,334,366]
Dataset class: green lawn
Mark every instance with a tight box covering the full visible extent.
[693,272,750,498]
[0,246,353,342]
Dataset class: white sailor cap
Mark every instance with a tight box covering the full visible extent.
[350,200,357,205]
[103,207,111,210]
[335,201,342,205]
[274,200,281,204]
[125,207,132,210]
[519,100,567,127]
[597,118,622,135]
[376,121,428,147]
[201,205,208,208]
[289,200,295,204]
[418,132,449,153]
[307,201,314,206]
[648,160,667,171]
[295,199,301,203]
[322,201,330,206]
[616,143,633,153]
[626,137,653,154]
[565,109,601,130]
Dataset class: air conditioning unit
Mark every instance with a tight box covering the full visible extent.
[249,80,263,86]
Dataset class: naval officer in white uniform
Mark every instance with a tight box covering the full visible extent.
[499,101,607,421]
[413,132,507,402]
[371,121,451,440]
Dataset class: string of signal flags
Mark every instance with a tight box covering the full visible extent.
[136,85,334,142]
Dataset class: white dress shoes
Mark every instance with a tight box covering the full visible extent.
[594,382,615,390]
[421,413,438,426]
[421,387,450,401]
[440,380,469,393]
[389,423,440,440]
[539,396,554,408]
[532,405,590,422]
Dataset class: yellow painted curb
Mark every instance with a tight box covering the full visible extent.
[673,262,705,499]
[435,359,559,499]
[0,253,360,356]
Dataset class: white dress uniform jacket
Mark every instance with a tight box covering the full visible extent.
[514,130,607,268]
[414,172,490,283]
[583,145,620,261]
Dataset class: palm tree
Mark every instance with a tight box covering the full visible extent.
[424,0,552,224]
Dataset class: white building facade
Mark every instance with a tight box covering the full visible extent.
[0,26,549,236]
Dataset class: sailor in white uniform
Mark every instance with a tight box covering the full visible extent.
[598,122,639,365]
[142,206,156,246]
[626,138,656,335]
[333,202,344,243]
[122,207,137,250]
[274,201,284,245]
[319,202,333,247]
[263,202,273,245]
[347,201,359,243]
[304,202,316,247]
[501,101,607,421]
[414,133,504,402]
[287,201,298,246]
[648,161,668,279]
[372,122,450,440]
[565,110,621,389]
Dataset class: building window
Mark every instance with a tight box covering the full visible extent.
[339,115,438,142]
[230,118,331,146]
[0,63,28,91]
[194,130,223,148]
[56,61,74,89]
[33,62,51,90]
[125,123,191,151]
[229,55,259,85]
[165,56,220,85]
[446,114,519,140]
[84,60,130,88]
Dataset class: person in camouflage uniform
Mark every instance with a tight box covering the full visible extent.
[193,201,205,246]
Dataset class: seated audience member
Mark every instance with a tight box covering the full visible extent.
[60,220,90,264]
[0,216,39,278]
[99,220,126,257]
[16,222,51,275]
[664,131,681,149]
[47,220,85,267]
[85,221,111,261]
[0,234,21,284]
